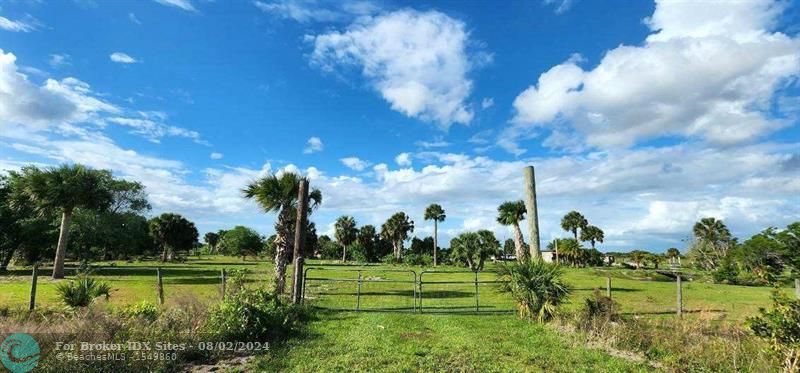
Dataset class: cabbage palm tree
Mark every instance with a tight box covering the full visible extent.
[243,173,322,294]
[690,217,732,270]
[381,212,414,259]
[334,215,358,262]
[13,165,113,279]
[497,201,527,261]
[449,230,500,271]
[423,204,446,266]
[580,225,604,249]
[561,211,588,241]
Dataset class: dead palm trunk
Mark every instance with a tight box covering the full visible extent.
[52,209,73,279]
[341,244,347,262]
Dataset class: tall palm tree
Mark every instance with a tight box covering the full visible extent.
[423,204,446,266]
[497,201,527,261]
[334,215,358,262]
[691,217,732,270]
[561,211,588,241]
[380,212,414,259]
[13,165,114,279]
[580,225,604,249]
[243,173,322,294]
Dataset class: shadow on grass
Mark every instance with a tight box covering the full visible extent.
[571,287,644,292]
[622,308,727,316]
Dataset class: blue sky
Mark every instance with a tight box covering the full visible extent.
[1,0,798,252]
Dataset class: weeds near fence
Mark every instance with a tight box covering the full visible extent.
[557,293,775,372]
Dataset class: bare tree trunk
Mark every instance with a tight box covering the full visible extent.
[512,223,526,261]
[52,209,73,279]
[341,244,347,262]
[433,220,438,267]
[160,244,169,262]
[523,166,541,259]
[291,180,309,304]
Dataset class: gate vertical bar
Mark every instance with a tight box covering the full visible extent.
[356,270,362,311]
[419,272,424,313]
[474,271,479,312]
[412,271,417,313]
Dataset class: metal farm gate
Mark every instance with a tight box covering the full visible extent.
[301,267,513,314]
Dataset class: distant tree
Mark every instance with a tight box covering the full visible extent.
[334,216,358,262]
[561,211,588,241]
[219,226,263,260]
[777,222,799,275]
[148,213,199,262]
[450,230,500,271]
[317,235,341,260]
[580,225,604,249]
[689,217,733,270]
[357,225,379,262]
[733,228,784,284]
[381,212,414,260]
[409,236,434,256]
[496,200,527,261]
[204,232,220,253]
[666,248,681,259]
[11,165,114,278]
[424,204,446,266]
[242,172,322,294]
[548,238,582,267]
[0,174,57,270]
[628,250,649,269]
[503,238,515,258]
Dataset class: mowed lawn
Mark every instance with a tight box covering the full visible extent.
[0,256,788,371]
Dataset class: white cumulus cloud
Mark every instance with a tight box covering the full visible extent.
[309,9,486,128]
[505,0,800,153]
[340,156,371,171]
[110,52,139,64]
[303,136,324,153]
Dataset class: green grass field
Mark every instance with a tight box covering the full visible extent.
[0,256,789,371]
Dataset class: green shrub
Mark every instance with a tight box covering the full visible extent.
[496,260,570,321]
[205,286,305,343]
[748,290,800,372]
[582,290,620,322]
[55,276,112,307]
[402,253,432,266]
[118,301,159,323]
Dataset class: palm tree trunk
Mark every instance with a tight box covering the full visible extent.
[160,244,169,262]
[433,220,438,267]
[53,209,73,279]
[341,243,347,262]
[512,223,526,262]
[273,209,293,294]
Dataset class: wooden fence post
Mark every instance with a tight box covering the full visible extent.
[221,268,227,300]
[156,267,164,305]
[29,264,39,311]
[677,274,683,318]
[606,276,611,298]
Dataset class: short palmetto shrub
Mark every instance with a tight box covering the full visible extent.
[55,276,112,307]
[497,259,570,321]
